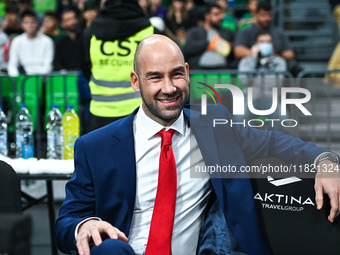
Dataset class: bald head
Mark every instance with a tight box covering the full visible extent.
[130,34,189,126]
[133,34,185,75]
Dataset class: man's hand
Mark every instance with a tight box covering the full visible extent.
[315,160,340,222]
[76,219,128,255]
[250,44,260,58]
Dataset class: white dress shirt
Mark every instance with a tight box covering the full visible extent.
[74,106,212,253]
[128,105,211,255]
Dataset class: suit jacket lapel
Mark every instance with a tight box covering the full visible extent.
[111,108,138,225]
[184,107,224,208]
[112,106,232,229]
[184,107,220,171]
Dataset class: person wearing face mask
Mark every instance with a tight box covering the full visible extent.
[237,29,287,126]
[234,2,303,77]
[246,30,286,71]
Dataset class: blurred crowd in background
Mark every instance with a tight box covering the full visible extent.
[0,0,297,75]
[1,0,338,133]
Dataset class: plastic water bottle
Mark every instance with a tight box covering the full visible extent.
[62,105,79,160]
[16,105,34,159]
[46,105,64,159]
[0,105,8,156]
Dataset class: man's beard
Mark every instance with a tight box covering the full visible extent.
[210,21,221,29]
[139,82,188,123]
[66,26,78,33]
[259,21,270,29]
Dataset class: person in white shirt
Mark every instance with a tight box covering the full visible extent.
[7,9,54,77]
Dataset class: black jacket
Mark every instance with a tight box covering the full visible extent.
[80,0,151,80]
[183,26,235,69]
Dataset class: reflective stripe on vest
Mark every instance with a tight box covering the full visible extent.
[90,75,131,88]
[92,92,141,102]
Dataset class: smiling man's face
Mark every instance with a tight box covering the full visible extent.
[131,35,190,127]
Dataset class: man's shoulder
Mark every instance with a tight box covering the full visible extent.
[55,34,71,46]
[218,27,234,34]
[78,121,120,147]
[0,31,9,42]
[269,25,287,36]
[37,32,53,43]
[217,27,234,39]
[81,118,127,140]
[80,113,135,145]
[234,24,257,46]
[82,26,92,40]
[187,25,205,34]
[11,33,25,43]
[238,23,257,35]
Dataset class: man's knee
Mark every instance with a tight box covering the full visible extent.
[91,239,135,255]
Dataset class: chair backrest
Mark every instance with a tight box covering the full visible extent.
[0,160,22,213]
[248,157,340,255]
[0,161,32,255]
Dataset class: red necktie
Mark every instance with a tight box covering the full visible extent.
[145,129,177,255]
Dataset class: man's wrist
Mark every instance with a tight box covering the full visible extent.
[314,152,340,166]
[74,217,102,241]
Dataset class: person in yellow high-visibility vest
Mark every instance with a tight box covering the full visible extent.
[80,0,154,133]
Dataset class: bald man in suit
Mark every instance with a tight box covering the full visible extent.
[56,34,340,255]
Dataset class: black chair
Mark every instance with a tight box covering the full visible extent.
[0,160,32,255]
[249,157,340,255]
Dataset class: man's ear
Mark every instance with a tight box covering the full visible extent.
[185,62,190,84]
[130,71,140,92]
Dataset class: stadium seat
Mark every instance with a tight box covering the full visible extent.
[0,160,32,255]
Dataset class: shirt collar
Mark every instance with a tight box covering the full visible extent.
[136,103,186,140]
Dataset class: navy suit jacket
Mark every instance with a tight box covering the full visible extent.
[55,105,326,255]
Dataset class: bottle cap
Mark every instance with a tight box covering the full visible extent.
[0,105,2,109]
[52,104,58,108]
[20,104,27,108]
[66,105,73,109]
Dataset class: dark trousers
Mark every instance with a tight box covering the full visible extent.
[91,239,135,255]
